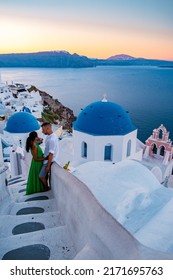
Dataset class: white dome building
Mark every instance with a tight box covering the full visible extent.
[3,111,41,177]
[72,99,143,164]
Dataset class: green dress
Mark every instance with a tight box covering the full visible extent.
[26,144,45,195]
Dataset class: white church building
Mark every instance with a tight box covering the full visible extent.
[72,98,143,165]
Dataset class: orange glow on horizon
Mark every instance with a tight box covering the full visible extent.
[0,8,172,61]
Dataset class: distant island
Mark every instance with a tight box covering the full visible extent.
[0,51,173,68]
[0,51,94,68]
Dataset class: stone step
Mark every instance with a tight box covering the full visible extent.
[0,226,76,260]
[0,211,62,238]
[8,198,57,215]
[15,191,53,203]
[1,177,76,260]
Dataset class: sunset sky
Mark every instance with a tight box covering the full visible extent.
[0,0,173,60]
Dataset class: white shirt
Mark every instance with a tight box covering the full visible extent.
[43,132,59,164]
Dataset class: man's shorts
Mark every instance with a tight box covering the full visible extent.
[39,164,48,178]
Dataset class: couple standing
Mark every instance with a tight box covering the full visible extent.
[25,122,59,195]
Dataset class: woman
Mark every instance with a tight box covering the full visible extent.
[25,131,46,195]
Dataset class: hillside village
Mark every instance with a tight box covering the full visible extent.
[1,80,173,260]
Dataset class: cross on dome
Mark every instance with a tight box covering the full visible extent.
[102,94,108,102]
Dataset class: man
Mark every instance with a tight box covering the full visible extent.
[39,122,59,190]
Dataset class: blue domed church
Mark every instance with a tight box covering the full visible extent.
[73,99,143,164]
[3,111,40,177]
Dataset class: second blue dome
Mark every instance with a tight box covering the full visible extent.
[73,101,136,136]
[5,112,40,133]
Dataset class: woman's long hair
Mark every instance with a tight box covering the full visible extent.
[26,131,38,152]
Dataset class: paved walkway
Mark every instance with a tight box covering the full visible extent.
[0,176,76,260]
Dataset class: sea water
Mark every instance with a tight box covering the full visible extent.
[1,66,173,142]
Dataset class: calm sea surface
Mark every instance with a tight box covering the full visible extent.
[1,66,173,142]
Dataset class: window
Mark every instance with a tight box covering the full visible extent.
[127,139,131,157]
[104,144,112,161]
[160,146,165,156]
[159,129,163,139]
[152,143,157,154]
[81,142,87,158]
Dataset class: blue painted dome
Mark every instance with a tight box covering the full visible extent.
[20,106,31,113]
[73,101,136,136]
[4,112,40,133]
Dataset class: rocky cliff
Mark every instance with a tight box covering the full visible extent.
[29,85,76,131]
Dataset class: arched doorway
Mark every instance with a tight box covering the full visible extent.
[104,144,112,161]
[160,145,165,156]
[151,143,157,154]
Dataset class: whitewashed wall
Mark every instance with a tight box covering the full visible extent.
[73,129,141,164]
[51,162,172,259]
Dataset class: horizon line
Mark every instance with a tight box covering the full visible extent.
[0,50,173,62]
